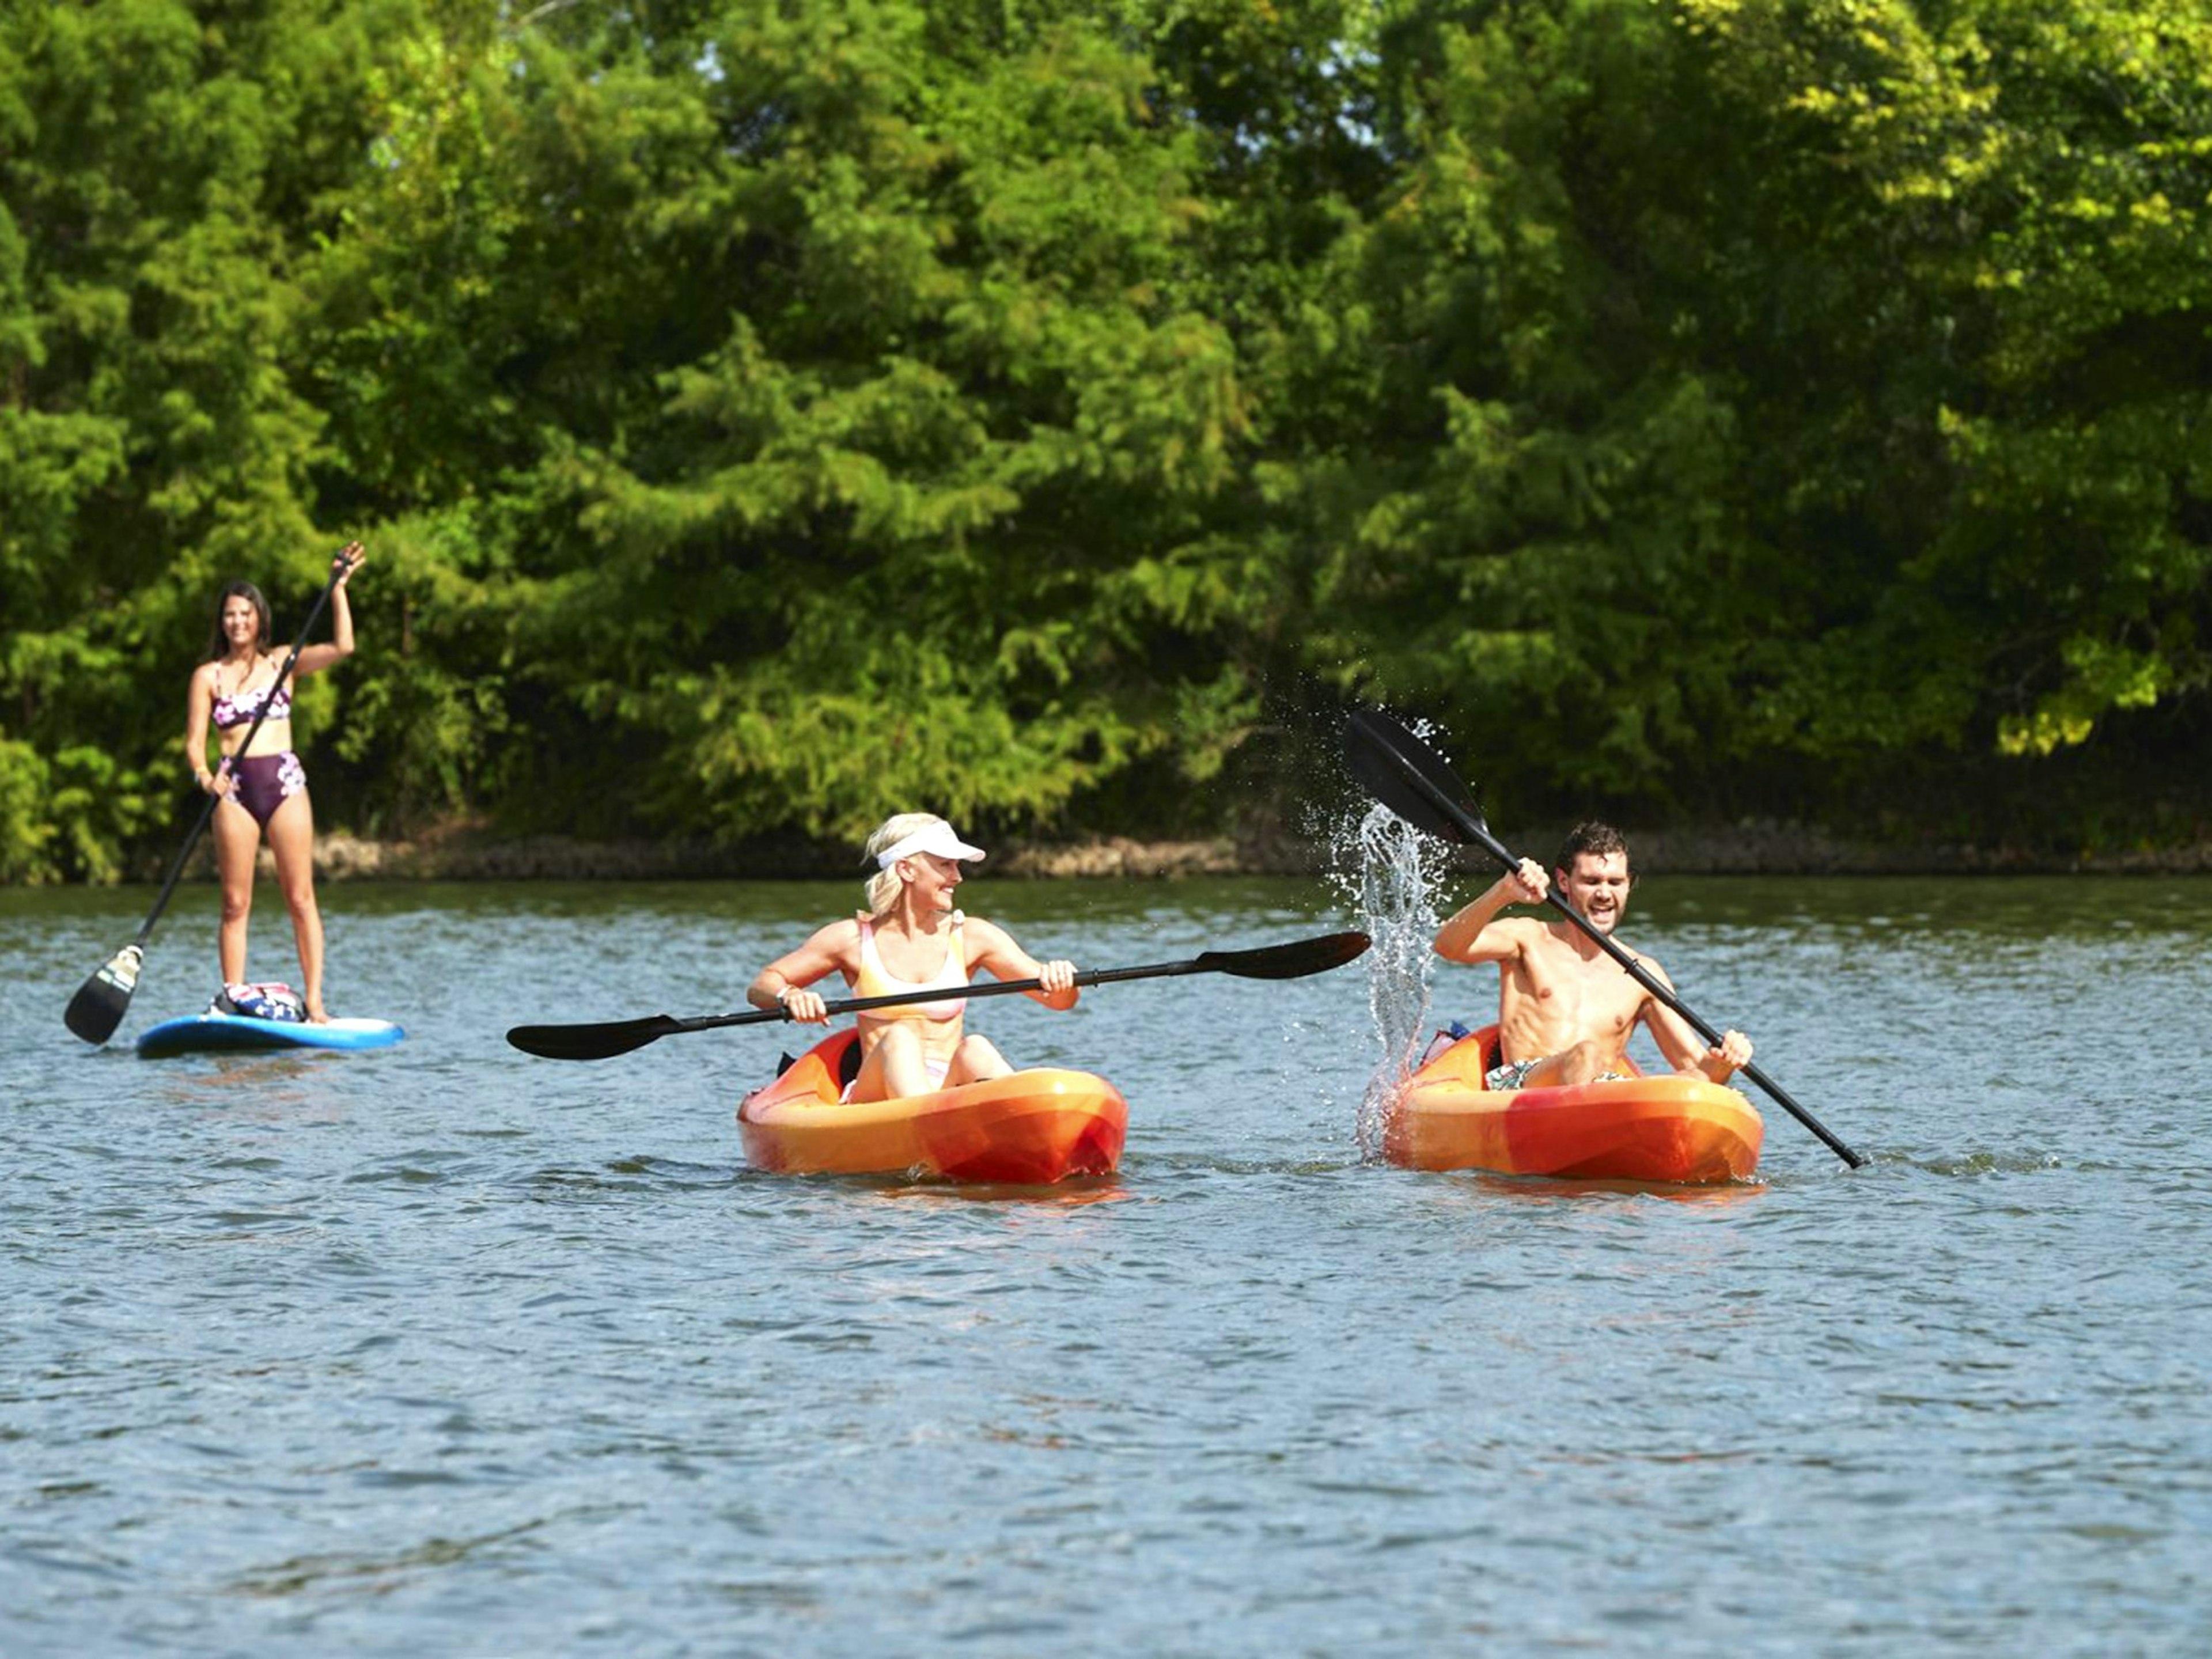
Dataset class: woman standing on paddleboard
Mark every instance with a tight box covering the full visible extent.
[183,543,365,1023]
[748,813,1079,1101]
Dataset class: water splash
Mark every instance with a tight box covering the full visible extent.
[1320,800,1457,1161]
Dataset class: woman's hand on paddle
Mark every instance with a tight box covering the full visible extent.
[1029,958,1078,1010]
[199,759,236,799]
[777,986,830,1024]
[748,922,858,1025]
[331,541,365,586]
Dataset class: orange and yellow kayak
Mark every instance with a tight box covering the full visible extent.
[737,1028,1128,1183]
[1388,1025,1762,1184]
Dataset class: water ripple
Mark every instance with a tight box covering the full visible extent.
[4,877,2211,1654]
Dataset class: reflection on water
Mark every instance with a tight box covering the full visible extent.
[1448,1170,1772,1208]
[866,1179,1139,1210]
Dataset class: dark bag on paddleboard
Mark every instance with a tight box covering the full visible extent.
[213,982,306,1023]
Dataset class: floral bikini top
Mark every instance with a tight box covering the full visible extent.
[211,677,293,730]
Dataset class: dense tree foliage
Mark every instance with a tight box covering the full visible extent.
[3,0,2206,879]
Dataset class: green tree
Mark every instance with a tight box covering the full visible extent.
[433,1,1257,842]
[6,0,2208,878]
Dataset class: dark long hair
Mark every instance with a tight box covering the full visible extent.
[204,581,272,662]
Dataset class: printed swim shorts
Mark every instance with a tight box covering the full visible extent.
[1485,1055,1630,1092]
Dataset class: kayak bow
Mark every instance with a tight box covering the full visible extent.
[1389,1025,1762,1184]
[738,1028,1128,1183]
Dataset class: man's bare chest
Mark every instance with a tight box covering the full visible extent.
[1515,944,1648,1021]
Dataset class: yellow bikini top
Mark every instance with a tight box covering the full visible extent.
[852,913,968,1021]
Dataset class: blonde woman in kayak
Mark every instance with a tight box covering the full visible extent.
[747,813,1078,1101]
[1432,820,1752,1089]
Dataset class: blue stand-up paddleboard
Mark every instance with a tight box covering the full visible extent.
[135,1013,406,1058]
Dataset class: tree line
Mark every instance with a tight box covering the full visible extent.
[4,0,2207,881]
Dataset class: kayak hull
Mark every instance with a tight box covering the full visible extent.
[738,1028,1127,1183]
[1389,1026,1761,1184]
[135,1013,407,1058]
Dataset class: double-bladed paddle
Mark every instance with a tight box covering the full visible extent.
[1343,707,1866,1169]
[64,548,361,1047]
[506,930,1373,1060]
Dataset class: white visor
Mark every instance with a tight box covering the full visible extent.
[876,822,987,869]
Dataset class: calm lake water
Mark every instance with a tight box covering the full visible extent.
[5,822,2210,1655]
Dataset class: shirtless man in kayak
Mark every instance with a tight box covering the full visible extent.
[1431,821,1751,1090]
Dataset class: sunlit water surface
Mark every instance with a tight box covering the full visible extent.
[5,843,2210,1654]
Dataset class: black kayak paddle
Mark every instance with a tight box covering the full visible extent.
[507,930,1373,1061]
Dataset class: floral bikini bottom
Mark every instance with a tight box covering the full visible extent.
[222,751,307,829]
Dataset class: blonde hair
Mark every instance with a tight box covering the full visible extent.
[862,812,949,915]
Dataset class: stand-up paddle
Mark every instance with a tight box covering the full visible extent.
[63,547,361,1047]
[1343,707,1865,1169]
[508,931,1372,1060]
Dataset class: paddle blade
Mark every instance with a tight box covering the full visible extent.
[65,944,143,1046]
[506,1014,685,1061]
[1194,931,1371,980]
[1343,707,1487,845]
